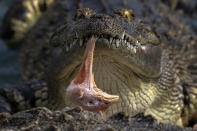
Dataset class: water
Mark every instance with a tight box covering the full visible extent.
[0,0,20,88]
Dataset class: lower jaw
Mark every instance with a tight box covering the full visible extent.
[90,56,152,116]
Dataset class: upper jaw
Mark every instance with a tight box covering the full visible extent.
[51,17,160,55]
[51,12,142,48]
[50,11,161,79]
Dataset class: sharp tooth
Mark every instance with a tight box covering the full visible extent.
[75,32,78,38]
[124,40,127,44]
[70,39,77,49]
[109,37,113,44]
[66,45,69,52]
[73,39,77,45]
[79,39,83,46]
[112,39,116,44]
[116,39,120,47]
[70,44,73,49]
[127,42,130,48]
[136,41,141,47]
[121,40,124,46]
[112,39,116,48]
[133,47,137,53]
[130,44,133,50]
[121,31,125,39]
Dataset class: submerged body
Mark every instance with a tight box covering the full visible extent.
[0,0,197,127]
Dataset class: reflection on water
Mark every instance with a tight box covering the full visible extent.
[0,0,20,88]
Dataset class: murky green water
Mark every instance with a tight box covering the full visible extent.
[0,0,20,88]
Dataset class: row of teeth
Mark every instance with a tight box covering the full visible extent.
[108,37,142,53]
[65,33,144,53]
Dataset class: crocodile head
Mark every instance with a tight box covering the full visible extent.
[48,8,161,116]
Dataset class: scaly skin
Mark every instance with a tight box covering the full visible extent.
[0,0,197,127]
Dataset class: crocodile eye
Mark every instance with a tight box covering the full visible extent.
[75,8,95,19]
[114,9,135,20]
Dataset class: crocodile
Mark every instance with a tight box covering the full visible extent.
[0,0,197,128]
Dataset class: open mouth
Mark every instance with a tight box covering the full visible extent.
[66,36,119,112]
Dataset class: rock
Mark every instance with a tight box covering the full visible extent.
[0,107,192,131]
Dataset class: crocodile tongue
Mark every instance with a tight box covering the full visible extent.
[66,36,119,112]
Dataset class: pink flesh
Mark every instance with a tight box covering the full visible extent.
[73,36,95,87]
[66,36,119,112]
[194,124,197,129]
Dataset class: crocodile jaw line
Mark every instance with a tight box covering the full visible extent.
[66,36,119,112]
